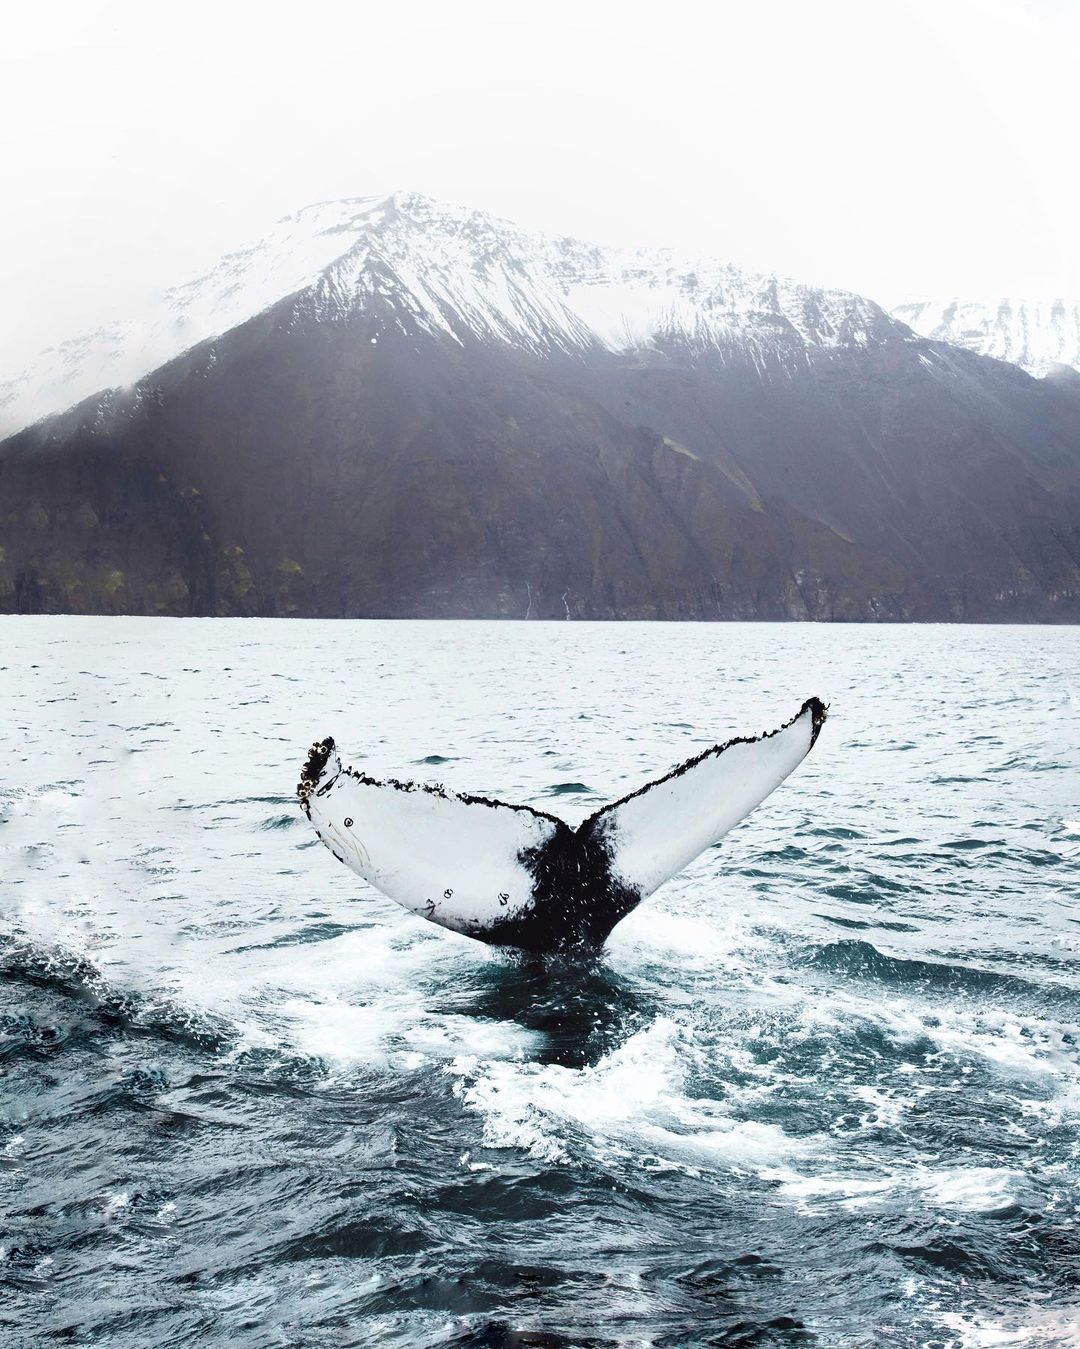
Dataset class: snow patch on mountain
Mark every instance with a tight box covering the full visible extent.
[298,195,893,361]
[2,191,900,435]
[892,297,1080,377]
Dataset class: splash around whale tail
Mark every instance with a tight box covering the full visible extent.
[297,697,827,953]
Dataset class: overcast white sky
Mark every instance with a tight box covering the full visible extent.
[2,0,1077,369]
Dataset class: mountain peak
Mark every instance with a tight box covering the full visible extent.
[3,191,896,434]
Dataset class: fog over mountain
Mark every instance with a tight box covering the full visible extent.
[2,192,1079,622]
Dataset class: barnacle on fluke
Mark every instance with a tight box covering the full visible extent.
[298,737,336,815]
[295,698,827,953]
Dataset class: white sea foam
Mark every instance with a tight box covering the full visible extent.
[941,1306,1080,1347]
[448,1017,814,1171]
[763,1163,1022,1215]
[280,994,536,1072]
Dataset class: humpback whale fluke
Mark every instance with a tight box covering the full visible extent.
[297,697,827,954]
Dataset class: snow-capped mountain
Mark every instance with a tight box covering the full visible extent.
[891,297,1080,377]
[2,192,895,435]
[3,191,1080,624]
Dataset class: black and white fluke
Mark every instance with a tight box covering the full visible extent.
[297,698,827,953]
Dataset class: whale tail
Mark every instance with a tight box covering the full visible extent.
[298,697,826,952]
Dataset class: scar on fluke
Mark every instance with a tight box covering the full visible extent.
[297,697,827,954]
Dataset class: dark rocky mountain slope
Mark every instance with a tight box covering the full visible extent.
[3,194,1079,620]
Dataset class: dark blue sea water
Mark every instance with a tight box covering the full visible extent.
[2,618,1078,1347]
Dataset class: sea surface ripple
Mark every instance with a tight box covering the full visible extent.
[1,618,1078,1348]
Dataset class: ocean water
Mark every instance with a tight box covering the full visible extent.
[1,617,1078,1348]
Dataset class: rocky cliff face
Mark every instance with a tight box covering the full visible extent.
[892,297,1080,378]
[3,194,1080,621]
